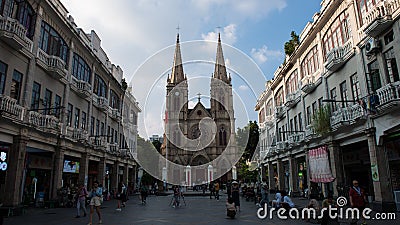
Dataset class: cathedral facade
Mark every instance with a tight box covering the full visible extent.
[161,33,237,184]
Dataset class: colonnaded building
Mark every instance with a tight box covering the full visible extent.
[0,0,140,208]
[256,0,400,211]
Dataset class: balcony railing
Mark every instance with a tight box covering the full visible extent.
[324,40,354,72]
[0,95,25,121]
[288,133,305,145]
[65,126,88,142]
[361,0,400,37]
[276,141,288,152]
[265,114,275,127]
[301,75,317,94]
[71,76,92,98]
[28,111,60,132]
[109,107,121,121]
[92,95,109,111]
[90,136,108,151]
[36,49,67,82]
[305,125,315,138]
[375,81,400,112]
[109,143,118,153]
[275,105,286,119]
[330,104,365,130]
[0,16,28,49]
[285,89,301,108]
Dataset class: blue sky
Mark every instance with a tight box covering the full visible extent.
[60,0,322,138]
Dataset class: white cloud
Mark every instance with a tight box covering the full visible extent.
[201,24,237,45]
[239,85,249,91]
[251,45,283,64]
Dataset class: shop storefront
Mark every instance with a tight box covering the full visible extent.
[384,132,400,194]
[23,149,53,206]
[88,161,99,188]
[62,158,80,189]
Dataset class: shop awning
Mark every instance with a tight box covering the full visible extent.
[308,146,335,183]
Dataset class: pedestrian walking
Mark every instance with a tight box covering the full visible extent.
[87,181,103,225]
[226,180,232,198]
[75,183,88,218]
[226,197,236,219]
[140,183,148,204]
[214,181,220,200]
[231,181,240,211]
[209,182,215,199]
[349,180,367,225]
[116,181,124,211]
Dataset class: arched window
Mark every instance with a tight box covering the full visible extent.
[357,0,376,26]
[219,126,227,146]
[219,88,225,110]
[266,99,273,116]
[322,10,351,59]
[72,53,91,82]
[285,69,298,95]
[93,74,107,97]
[39,22,69,63]
[109,89,120,109]
[14,0,36,39]
[275,87,284,107]
[301,45,319,78]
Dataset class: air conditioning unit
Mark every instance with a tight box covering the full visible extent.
[365,38,380,55]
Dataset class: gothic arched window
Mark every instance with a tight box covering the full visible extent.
[219,127,227,146]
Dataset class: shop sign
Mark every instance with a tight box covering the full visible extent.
[63,160,80,173]
[371,164,379,182]
[0,152,7,171]
[29,155,52,170]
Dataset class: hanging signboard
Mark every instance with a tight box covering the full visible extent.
[371,164,379,182]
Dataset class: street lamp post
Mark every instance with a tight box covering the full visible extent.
[232,166,237,180]
[137,167,144,189]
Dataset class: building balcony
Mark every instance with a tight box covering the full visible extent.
[108,143,119,154]
[89,136,108,151]
[0,95,25,122]
[265,114,275,127]
[375,81,400,112]
[276,141,288,152]
[275,105,286,119]
[288,132,305,146]
[324,40,355,72]
[0,16,28,50]
[36,49,68,83]
[108,107,121,121]
[285,89,301,108]
[65,126,88,142]
[330,104,365,130]
[305,125,316,138]
[92,94,109,112]
[301,75,317,94]
[70,76,92,99]
[28,111,60,133]
[362,0,399,38]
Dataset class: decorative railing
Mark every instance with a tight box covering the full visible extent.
[265,114,275,126]
[0,16,27,41]
[301,75,316,93]
[65,126,88,141]
[376,81,400,107]
[92,95,109,110]
[90,136,107,148]
[325,40,354,71]
[109,107,121,120]
[359,0,400,38]
[288,133,305,145]
[28,111,59,130]
[275,105,286,119]
[24,37,33,53]
[285,89,301,108]
[109,143,118,153]
[330,104,365,129]
[37,48,67,77]
[305,124,315,138]
[0,95,25,121]
[276,141,288,151]
[71,76,92,96]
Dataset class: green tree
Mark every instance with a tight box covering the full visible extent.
[312,104,331,136]
[236,121,259,182]
[284,31,300,56]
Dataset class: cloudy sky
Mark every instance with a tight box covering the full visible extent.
[60,0,321,138]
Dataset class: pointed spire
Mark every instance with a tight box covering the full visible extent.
[170,33,185,84]
[213,32,229,83]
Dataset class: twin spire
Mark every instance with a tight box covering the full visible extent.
[168,32,230,85]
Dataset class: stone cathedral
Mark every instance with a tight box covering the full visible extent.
[161,33,237,183]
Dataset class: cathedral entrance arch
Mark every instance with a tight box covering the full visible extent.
[190,155,208,184]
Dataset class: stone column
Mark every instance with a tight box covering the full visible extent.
[51,145,65,200]
[4,133,28,206]
[328,141,344,198]
[123,163,129,185]
[366,128,393,211]
[98,157,106,187]
[111,161,119,191]
[277,159,285,191]
[267,162,275,190]
[305,149,311,194]
[79,152,89,186]
[288,156,297,194]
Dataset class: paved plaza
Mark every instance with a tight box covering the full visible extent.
[3,193,399,225]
